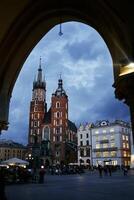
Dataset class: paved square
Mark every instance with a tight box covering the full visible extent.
[5,170,134,200]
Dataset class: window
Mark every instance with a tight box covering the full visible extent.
[122,135,125,140]
[80,149,84,156]
[123,151,127,157]
[56,119,60,126]
[53,136,55,142]
[103,143,108,148]
[80,141,83,146]
[56,102,60,108]
[111,151,117,157]
[96,136,99,142]
[126,143,129,148]
[110,135,115,141]
[34,121,37,127]
[103,136,107,140]
[103,151,109,157]
[86,133,89,138]
[56,127,60,134]
[86,140,89,146]
[95,131,99,134]
[80,134,82,139]
[102,130,106,133]
[57,112,60,118]
[56,136,60,142]
[60,136,62,141]
[110,129,114,132]
[123,143,126,148]
[86,149,90,156]
[126,136,128,141]
[96,152,101,157]
[44,127,49,140]
[111,142,115,147]
[96,144,100,149]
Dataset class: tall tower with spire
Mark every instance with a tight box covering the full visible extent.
[51,77,69,163]
[28,58,47,146]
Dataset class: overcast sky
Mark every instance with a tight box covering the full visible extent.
[1,22,130,145]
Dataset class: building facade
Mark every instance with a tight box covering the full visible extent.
[28,60,77,165]
[77,120,131,167]
[77,123,92,165]
[0,139,26,162]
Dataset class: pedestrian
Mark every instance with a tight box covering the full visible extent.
[39,167,45,183]
[123,167,128,176]
[98,164,103,178]
[107,165,112,176]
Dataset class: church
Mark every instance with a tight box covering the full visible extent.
[28,59,77,165]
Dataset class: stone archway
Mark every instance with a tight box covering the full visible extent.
[0,0,134,136]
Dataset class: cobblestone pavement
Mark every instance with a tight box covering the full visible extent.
[5,170,134,200]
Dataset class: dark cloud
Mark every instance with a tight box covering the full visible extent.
[1,22,131,145]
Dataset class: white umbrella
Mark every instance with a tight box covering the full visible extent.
[2,157,29,166]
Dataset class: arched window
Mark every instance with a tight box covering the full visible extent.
[56,102,60,108]
[57,112,60,118]
[43,127,50,140]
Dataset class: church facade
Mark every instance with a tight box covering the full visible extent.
[28,60,77,165]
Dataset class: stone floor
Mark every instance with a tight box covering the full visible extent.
[5,170,134,200]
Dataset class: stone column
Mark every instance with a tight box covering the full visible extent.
[0,90,10,133]
[114,72,134,144]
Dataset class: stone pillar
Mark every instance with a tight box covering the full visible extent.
[114,72,134,144]
[0,90,10,133]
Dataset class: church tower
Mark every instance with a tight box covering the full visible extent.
[51,77,68,163]
[28,58,46,146]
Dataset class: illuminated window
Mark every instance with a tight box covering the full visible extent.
[103,136,107,140]
[103,143,108,148]
[126,143,129,148]
[123,151,127,157]
[103,152,109,157]
[96,136,99,142]
[111,151,117,157]
[122,135,125,140]
[95,131,99,134]
[96,152,101,157]
[123,143,126,148]
[96,144,100,149]
[111,142,115,147]
[126,136,128,141]
[110,129,114,132]
[110,135,115,141]
[53,136,55,142]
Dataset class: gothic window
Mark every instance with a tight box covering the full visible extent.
[34,121,37,127]
[56,119,60,126]
[57,112,60,118]
[56,102,60,108]
[80,149,84,156]
[34,106,38,111]
[43,127,49,140]
[56,127,60,134]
